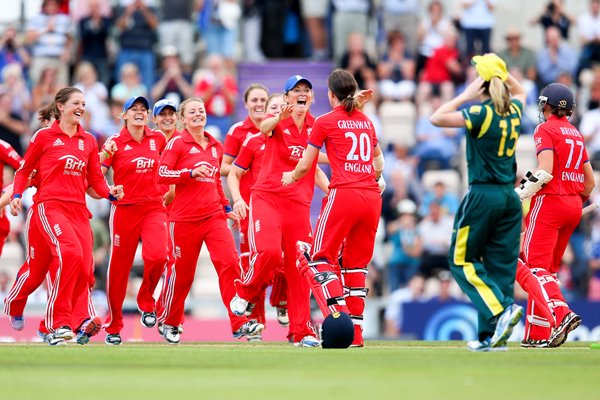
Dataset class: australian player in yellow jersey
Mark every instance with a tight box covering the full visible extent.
[430,54,527,351]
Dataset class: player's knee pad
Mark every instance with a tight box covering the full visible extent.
[305,258,347,315]
[342,267,368,318]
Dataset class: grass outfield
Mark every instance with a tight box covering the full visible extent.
[0,341,598,399]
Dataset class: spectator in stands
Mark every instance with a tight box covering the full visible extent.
[416,26,462,106]
[71,0,112,23]
[193,54,238,138]
[0,64,31,124]
[240,0,265,62]
[73,61,111,138]
[458,0,496,58]
[576,0,600,84]
[420,181,459,218]
[300,0,328,60]
[0,26,30,77]
[383,273,426,338]
[386,199,422,292]
[157,0,196,74]
[536,26,578,87]
[426,270,460,303]
[340,32,378,95]
[416,200,453,279]
[377,31,416,102]
[531,0,573,40]
[379,0,420,57]
[25,0,72,86]
[498,27,537,83]
[197,0,241,68]
[110,63,148,103]
[416,0,453,80]
[331,0,371,63]
[0,91,26,156]
[78,0,112,86]
[414,96,460,177]
[114,0,159,94]
[151,46,193,105]
[31,66,61,113]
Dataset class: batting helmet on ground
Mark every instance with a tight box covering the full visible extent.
[321,312,354,349]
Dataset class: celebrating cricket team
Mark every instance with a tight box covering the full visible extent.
[0,54,592,350]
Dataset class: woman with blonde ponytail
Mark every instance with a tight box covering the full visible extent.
[430,54,527,352]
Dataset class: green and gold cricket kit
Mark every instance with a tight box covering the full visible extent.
[449,99,523,339]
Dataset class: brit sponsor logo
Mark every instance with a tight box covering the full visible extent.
[131,156,155,173]
[58,154,86,176]
[288,145,305,161]
[53,138,65,146]
[192,161,218,182]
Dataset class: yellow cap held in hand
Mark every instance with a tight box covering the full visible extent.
[471,54,508,82]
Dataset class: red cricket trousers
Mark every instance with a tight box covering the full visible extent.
[105,203,168,334]
[239,191,315,341]
[5,207,97,331]
[33,201,95,331]
[161,213,249,331]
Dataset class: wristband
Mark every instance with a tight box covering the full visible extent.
[103,150,111,158]
[12,193,22,199]
[224,205,233,213]
[108,194,118,201]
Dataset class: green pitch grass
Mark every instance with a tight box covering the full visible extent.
[0,341,598,400]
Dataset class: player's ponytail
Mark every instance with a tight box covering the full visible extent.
[328,69,359,113]
[487,77,511,115]
[38,103,59,124]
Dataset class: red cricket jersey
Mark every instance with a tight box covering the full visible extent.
[158,130,229,222]
[535,115,589,196]
[233,132,266,203]
[252,113,317,206]
[0,139,22,189]
[102,126,166,205]
[309,106,379,192]
[13,121,110,203]
[223,117,260,158]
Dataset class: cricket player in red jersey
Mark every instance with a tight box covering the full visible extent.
[102,96,168,345]
[282,69,383,347]
[0,139,22,256]
[516,83,595,348]
[228,92,291,331]
[158,97,263,344]
[10,87,124,345]
[222,84,270,330]
[4,107,107,345]
[230,76,331,347]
